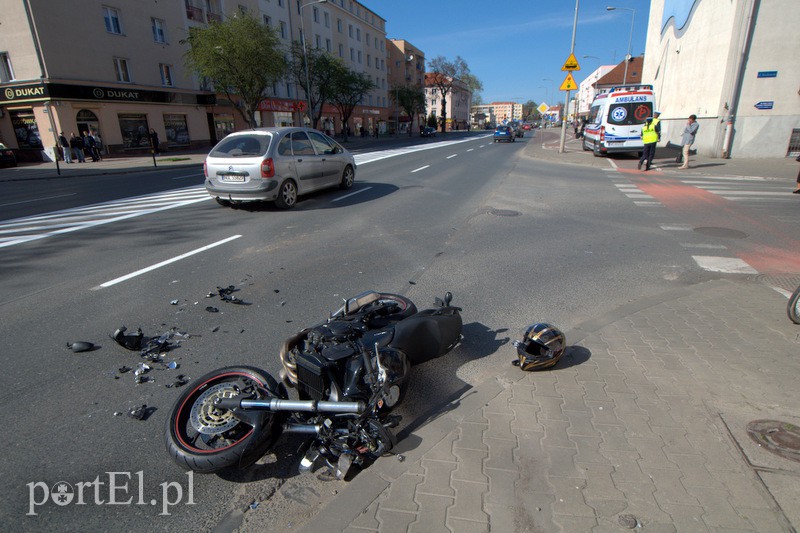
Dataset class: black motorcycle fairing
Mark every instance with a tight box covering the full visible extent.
[389,308,463,366]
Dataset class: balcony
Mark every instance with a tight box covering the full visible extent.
[206,11,222,23]
[186,4,204,22]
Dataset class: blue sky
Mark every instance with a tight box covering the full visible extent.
[371,0,651,107]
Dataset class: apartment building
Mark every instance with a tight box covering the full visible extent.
[489,102,522,123]
[387,39,425,134]
[0,0,389,159]
[424,74,472,131]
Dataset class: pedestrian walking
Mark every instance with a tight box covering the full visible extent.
[638,111,661,171]
[91,131,103,161]
[58,132,72,163]
[149,129,160,155]
[677,114,699,169]
[69,132,85,163]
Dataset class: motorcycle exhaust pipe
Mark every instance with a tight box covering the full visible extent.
[215,397,365,413]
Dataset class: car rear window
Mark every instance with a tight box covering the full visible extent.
[210,134,271,157]
[606,102,653,126]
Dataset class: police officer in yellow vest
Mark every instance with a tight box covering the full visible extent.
[638,111,661,171]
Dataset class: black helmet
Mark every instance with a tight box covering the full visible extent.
[514,323,566,370]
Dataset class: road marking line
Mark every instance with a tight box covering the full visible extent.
[633,201,661,206]
[691,255,758,274]
[680,243,728,249]
[411,165,430,173]
[0,193,77,207]
[614,184,636,188]
[607,159,618,169]
[707,190,788,196]
[446,154,458,159]
[660,224,693,231]
[96,235,242,289]
[467,148,474,152]
[332,186,372,202]
[771,287,792,299]
[625,193,653,198]
[722,196,797,201]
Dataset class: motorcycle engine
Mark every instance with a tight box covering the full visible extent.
[304,320,367,350]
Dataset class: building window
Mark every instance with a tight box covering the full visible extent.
[348,24,353,38]
[238,4,248,14]
[350,48,354,61]
[324,12,329,28]
[279,21,287,38]
[315,35,321,48]
[357,50,362,63]
[313,6,319,22]
[366,32,370,46]
[0,52,14,82]
[338,43,343,57]
[263,15,271,26]
[356,28,360,41]
[151,18,166,43]
[113,57,131,82]
[367,54,371,67]
[277,0,283,6]
[337,19,342,32]
[160,64,173,86]
[326,38,331,52]
[103,6,122,34]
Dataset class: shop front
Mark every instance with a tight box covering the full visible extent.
[0,81,215,159]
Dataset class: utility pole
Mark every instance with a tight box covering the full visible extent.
[559,0,580,153]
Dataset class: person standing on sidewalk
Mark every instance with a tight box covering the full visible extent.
[69,132,85,163]
[83,131,99,162]
[149,129,160,155]
[58,132,72,163]
[677,115,699,169]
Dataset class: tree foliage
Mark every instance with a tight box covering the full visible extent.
[391,84,426,135]
[183,14,286,128]
[522,99,540,121]
[329,64,375,141]
[287,43,344,129]
[427,55,472,132]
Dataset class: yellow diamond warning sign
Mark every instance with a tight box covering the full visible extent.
[537,103,549,114]
[561,53,580,71]
[559,73,578,91]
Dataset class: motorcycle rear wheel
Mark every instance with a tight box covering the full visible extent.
[165,366,285,473]
[788,285,800,324]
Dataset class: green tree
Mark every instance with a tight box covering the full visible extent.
[391,84,426,136]
[427,55,472,133]
[288,43,342,130]
[426,113,438,128]
[522,99,539,121]
[460,72,484,106]
[329,64,375,142]
[183,14,286,128]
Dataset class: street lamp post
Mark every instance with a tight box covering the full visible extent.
[542,78,553,127]
[559,0,580,153]
[300,0,327,128]
[606,6,635,86]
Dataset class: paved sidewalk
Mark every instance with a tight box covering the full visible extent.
[300,279,800,532]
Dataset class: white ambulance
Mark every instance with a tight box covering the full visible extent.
[582,84,656,156]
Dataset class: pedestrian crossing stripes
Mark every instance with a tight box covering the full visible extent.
[0,186,209,249]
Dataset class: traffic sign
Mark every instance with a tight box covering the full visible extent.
[754,101,774,110]
[561,53,580,71]
[537,103,549,114]
[559,73,578,91]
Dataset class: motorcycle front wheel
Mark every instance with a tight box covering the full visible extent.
[165,366,286,473]
[788,285,800,324]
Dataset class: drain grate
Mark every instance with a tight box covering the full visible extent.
[746,420,800,463]
[694,226,748,239]
[489,208,521,217]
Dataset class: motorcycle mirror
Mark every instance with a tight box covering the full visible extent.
[444,292,453,306]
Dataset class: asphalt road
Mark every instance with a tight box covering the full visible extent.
[1,131,796,531]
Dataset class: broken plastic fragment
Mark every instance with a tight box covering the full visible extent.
[135,374,150,384]
[170,300,179,305]
[134,363,151,376]
[67,341,95,353]
[112,326,144,351]
[206,306,219,313]
[128,405,148,420]
[167,361,179,370]
[118,365,132,374]
[249,501,259,510]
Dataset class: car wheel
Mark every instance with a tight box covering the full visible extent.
[339,165,355,190]
[592,141,601,157]
[274,180,297,209]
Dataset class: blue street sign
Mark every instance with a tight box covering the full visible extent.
[754,101,774,110]
[757,71,777,78]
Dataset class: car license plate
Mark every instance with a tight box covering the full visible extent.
[220,174,245,182]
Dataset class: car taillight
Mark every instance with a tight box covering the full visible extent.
[203,161,208,178]
[599,126,605,142]
[261,158,274,178]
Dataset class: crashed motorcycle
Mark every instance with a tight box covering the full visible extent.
[165,291,462,479]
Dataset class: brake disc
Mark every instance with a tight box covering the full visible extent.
[190,383,242,434]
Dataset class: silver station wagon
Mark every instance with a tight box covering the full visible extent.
[204,127,356,209]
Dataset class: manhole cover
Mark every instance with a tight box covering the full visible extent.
[489,208,521,217]
[746,420,800,462]
[694,226,748,239]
